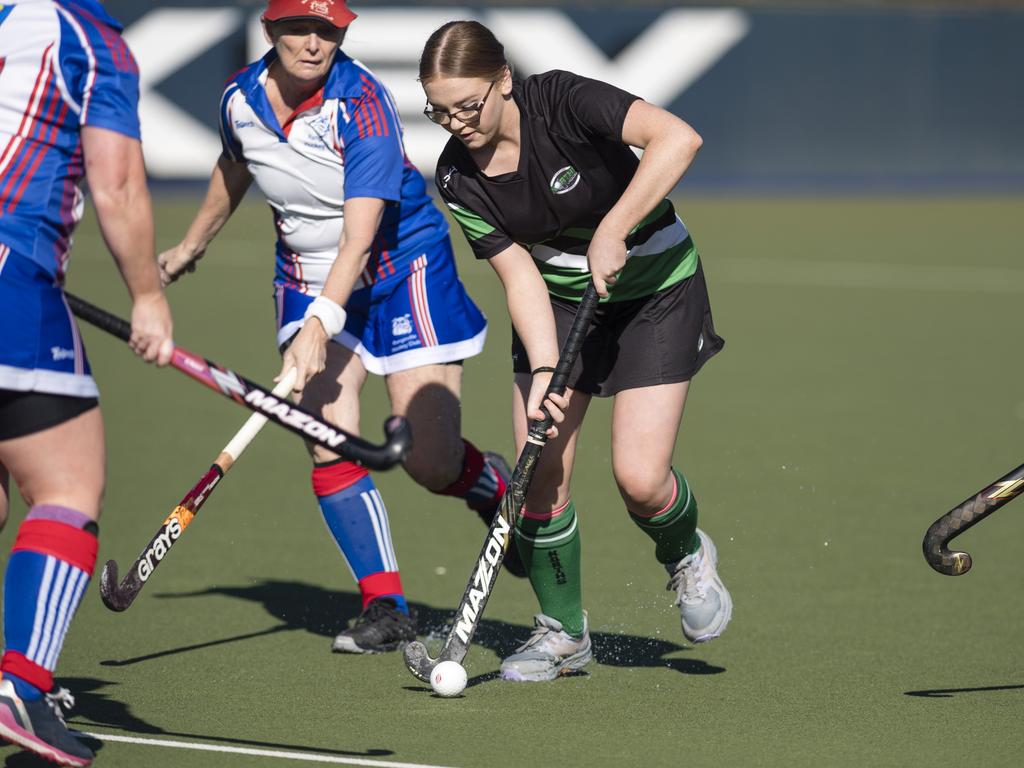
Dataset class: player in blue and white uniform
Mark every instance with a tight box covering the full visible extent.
[0,1,173,764]
[159,0,522,654]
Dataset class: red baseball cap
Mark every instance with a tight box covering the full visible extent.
[262,0,357,29]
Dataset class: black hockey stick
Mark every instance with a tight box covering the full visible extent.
[99,370,296,611]
[65,292,411,470]
[403,282,600,682]
[923,461,1024,575]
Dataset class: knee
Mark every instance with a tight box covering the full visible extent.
[523,466,569,513]
[405,458,459,492]
[614,466,672,514]
[403,440,463,492]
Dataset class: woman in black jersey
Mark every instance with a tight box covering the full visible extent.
[420,20,732,682]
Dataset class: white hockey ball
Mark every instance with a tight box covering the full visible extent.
[430,660,467,697]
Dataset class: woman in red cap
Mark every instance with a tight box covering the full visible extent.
[159,1,523,654]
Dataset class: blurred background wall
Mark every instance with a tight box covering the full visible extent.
[102,1,1024,192]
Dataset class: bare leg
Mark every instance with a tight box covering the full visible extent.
[0,406,105,521]
[300,343,415,649]
[511,373,592,512]
[0,404,105,732]
[297,342,367,464]
[385,363,464,491]
[610,381,689,514]
[611,381,731,643]
[499,374,593,665]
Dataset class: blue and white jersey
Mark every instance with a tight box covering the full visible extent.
[0,0,140,281]
[0,0,138,397]
[221,49,450,296]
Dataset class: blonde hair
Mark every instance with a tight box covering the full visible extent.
[419,20,507,83]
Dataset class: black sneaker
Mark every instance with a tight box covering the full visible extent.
[0,678,93,767]
[480,452,527,578]
[331,598,417,653]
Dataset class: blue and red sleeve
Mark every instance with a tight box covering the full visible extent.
[61,5,141,140]
[338,74,403,202]
[218,82,244,161]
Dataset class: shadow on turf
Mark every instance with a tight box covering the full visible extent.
[50,677,395,759]
[103,579,724,678]
[904,684,1024,698]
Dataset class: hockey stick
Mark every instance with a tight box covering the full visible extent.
[923,461,1024,575]
[404,282,600,682]
[99,368,298,611]
[65,292,411,470]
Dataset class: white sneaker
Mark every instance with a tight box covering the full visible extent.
[666,528,732,643]
[500,612,593,682]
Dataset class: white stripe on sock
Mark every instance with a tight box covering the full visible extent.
[369,490,399,572]
[472,466,498,500]
[25,557,57,661]
[40,567,79,669]
[361,491,396,573]
[516,515,579,546]
[372,493,395,573]
[43,567,88,670]
[32,560,69,667]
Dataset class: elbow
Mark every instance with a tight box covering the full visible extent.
[86,154,149,215]
[686,126,703,156]
[89,178,147,217]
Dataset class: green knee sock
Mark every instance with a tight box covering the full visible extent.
[515,500,584,637]
[629,468,700,564]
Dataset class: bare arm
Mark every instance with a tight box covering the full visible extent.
[588,101,703,297]
[81,125,173,364]
[279,196,385,392]
[489,243,560,371]
[489,244,567,433]
[158,153,253,285]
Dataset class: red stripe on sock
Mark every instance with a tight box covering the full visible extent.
[438,440,486,498]
[312,461,369,497]
[631,472,680,519]
[1,651,53,693]
[11,520,97,576]
[358,571,404,611]
[521,498,571,522]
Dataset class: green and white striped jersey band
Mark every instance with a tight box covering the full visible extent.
[447,198,698,303]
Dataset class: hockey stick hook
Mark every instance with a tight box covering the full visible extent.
[922,461,1024,576]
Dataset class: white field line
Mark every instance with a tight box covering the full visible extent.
[81,731,459,768]
[713,258,1024,294]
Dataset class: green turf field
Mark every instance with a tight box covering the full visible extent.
[3,195,1023,767]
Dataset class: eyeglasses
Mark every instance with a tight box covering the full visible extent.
[423,81,496,126]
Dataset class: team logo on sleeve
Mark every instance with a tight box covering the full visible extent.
[549,166,581,194]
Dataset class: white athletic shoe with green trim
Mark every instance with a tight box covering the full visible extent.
[666,528,732,643]
[500,612,593,682]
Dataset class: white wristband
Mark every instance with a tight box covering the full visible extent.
[304,295,347,337]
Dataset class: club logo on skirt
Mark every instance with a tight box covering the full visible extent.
[549,166,581,194]
[392,314,413,336]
